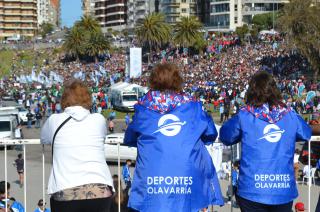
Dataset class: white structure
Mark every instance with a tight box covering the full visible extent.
[208,0,289,32]
[82,0,96,16]
[127,0,155,28]
[37,0,50,26]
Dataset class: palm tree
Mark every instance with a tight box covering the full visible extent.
[278,0,320,80]
[86,32,110,63]
[63,26,86,61]
[194,36,207,55]
[173,16,203,48]
[76,15,101,33]
[135,13,172,63]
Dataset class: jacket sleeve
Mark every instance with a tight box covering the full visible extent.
[201,112,218,145]
[124,114,139,147]
[219,113,242,146]
[295,114,312,142]
[40,117,52,144]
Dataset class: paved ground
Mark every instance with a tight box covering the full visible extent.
[0,120,319,212]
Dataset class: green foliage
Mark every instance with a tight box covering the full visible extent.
[278,0,320,80]
[193,35,207,54]
[39,22,54,38]
[63,15,110,61]
[235,24,249,39]
[173,16,203,48]
[135,13,172,49]
[252,12,277,31]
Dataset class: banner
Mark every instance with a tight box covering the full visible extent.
[130,48,142,78]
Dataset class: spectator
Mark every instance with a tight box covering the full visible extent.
[220,71,311,212]
[219,103,224,123]
[124,63,223,211]
[41,80,114,212]
[26,109,33,129]
[122,159,132,193]
[0,181,24,212]
[13,153,24,187]
[294,149,300,182]
[108,118,114,134]
[124,113,130,130]
[35,111,42,128]
[34,199,50,212]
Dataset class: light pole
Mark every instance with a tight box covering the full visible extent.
[272,0,275,30]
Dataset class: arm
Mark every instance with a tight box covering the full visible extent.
[201,111,218,145]
[296,114,312,142]
[124,115,139,147]
[40,118,52,144]
[219,113,242,146]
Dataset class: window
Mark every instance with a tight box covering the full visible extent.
[234,16,238,24]
[182,0,187,2]
[0,121,10,132]
[182,8,187,13]
[235,4,237,11]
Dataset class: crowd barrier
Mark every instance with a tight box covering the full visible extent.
[0,136,319,212]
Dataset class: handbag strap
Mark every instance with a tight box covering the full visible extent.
[51,116,72,158]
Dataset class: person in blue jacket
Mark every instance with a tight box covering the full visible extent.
[124,63,224,212]
[0,181,25,212]
[220,71,312,212]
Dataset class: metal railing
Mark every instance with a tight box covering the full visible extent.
[0,136,319,212]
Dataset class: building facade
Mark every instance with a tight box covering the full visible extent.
[82,0,95,16]
[127,0,155,28]
[0,0,38,38]
[207,0,288,32]
[94,0,127,31]
[158,0,197,24]
[37,0,60,27]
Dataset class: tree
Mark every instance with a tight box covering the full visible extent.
[173,16,203,48]
[63,15,110,62]
[63,26,86,61]
[193,36,207,55]
[39,23,54,38]
[135,13,172,62]
[76,15,101,33]
[235,24,249,39]
[278,0,320,80]
[252,12,276,31]
[86,32,110,63]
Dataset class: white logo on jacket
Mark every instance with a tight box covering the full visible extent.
[258,124,285,143]
[153,114,186,137]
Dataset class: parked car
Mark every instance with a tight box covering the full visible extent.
[104,133,137,162]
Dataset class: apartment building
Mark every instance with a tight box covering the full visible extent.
[0,0,37,38]
[208,0,289,32]
[94,0,127,31]
[127,0,155,28]
[37,0,60,27]
[82,0,95,16]
[158,0,197,24]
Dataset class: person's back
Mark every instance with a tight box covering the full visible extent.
[220,71,311,211]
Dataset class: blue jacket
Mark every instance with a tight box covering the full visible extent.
[220,108,311,205]
[124,102,224,212]
[122,164,131,182]
[0,199,25,212]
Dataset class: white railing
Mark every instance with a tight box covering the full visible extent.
[0,136,319,212]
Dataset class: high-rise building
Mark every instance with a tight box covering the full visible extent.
[0,0,38,38]
[94,0,127,32]
[82,0,95,16]
[37,0,60,27]
[127,0,155,28]
[207,0,288,32]
[158,0,197,24]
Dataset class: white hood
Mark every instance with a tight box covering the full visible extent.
[64,106,90,121]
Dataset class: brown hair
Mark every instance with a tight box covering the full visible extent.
[246,71,283,107]
[61,79,91,110]
[149,63,183,92]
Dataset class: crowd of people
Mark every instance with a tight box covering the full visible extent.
[0,33,319,212]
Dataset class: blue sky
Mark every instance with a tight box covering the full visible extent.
[61,0,82,27]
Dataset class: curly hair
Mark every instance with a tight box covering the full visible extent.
[246,71,283,107]
[149,63,183,92]
[61,79,91,110]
